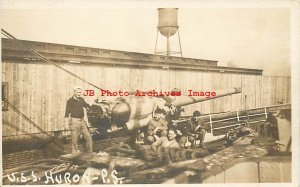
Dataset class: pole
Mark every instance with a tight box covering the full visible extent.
[154,29,159,54]
[178,28,183,57]
[167,27,170,56]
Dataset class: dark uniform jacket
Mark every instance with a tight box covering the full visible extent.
[65,96,90,118]
[187,117,205,135]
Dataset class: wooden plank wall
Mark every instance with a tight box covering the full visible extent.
[2,62,291,136]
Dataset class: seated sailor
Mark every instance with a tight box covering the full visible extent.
[145,108,168,144]
[151,128,180,150]
[187,110,206,148]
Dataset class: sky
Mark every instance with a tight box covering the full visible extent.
[0,1,293,76]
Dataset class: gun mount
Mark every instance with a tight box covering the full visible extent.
[87,87,242,134]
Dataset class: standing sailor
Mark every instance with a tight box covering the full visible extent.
[64,86,93,155]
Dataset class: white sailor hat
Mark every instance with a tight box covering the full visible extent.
[73,85,83,91]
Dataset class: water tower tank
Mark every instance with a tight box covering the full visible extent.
[158,8,178,37]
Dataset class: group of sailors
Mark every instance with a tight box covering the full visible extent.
[136,108,207,150]
[65,85,280,158]
[64,86,208,158]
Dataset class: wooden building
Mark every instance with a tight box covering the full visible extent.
[1,38,291,136]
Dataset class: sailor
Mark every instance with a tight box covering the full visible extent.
[175,122,191,148]
[263,112,278,138]
[137,128,180,162]
[145,108,168,144]
[187,110,206,148]
[168,119,190,148]
[64,86,93,155]
[151,128,180,150]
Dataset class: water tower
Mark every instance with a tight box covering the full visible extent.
[155,8,182,57]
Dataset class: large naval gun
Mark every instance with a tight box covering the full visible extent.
[87,88,242,136]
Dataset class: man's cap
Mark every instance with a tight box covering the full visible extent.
[154,108,163,114]
[193,110,201,117]
[73,85,83,91]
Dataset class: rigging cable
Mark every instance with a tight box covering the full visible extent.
[3,98,64,149]
[1,28,104,91]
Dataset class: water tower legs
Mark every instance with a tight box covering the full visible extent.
[167,28,170,56]
[154,30,159,54]
[154,27,183,57]
[155,8,182,57]
[178,29,183,57]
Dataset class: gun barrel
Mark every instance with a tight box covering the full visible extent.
[172,88,241,107]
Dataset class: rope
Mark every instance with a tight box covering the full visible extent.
[3,163,58,175]
[15,168,42,176]
[4,165,34,175]
[68,168,86,175]
[31,158,65,165]
[1,28,104,91]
